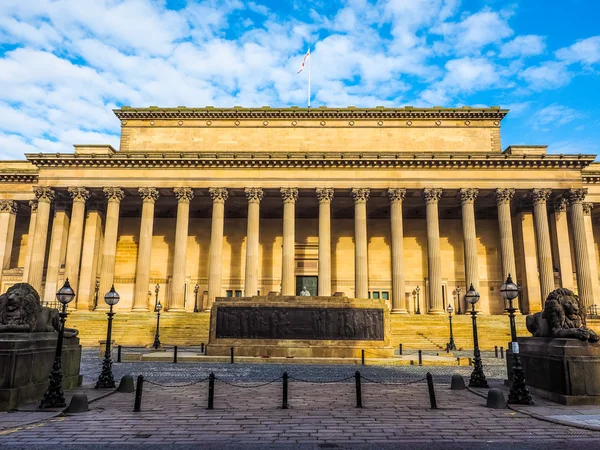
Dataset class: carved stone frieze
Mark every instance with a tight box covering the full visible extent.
[67,187,90,203]
[532,188,552,205]
[173,187,194,203]
[459,188,479,205]
[568,188,588,205]
[351,188,370,203]
[138,187,159,203]
[0,200,18,214]
[103,187,125,203]
[423,188,442,204]
[280,188,298,203]
[209,187,229,203]
[387,188,406,203]
[495,188,515,205]
[244,187,264,203]
[315,188,334,203]
[553,198,568,213]
[33,187,55,203]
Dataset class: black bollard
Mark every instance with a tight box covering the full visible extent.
[173,346,178,364]
[495,345,498,358]
[418,350,423,366]
[207,373,215,410]
[446,343,450,353]
[230,347,234,364]
[282,372,289,410]
[355,371,362,408]
[426,372,437,409]
[399,343,403,356]
[500,346,504,359]
[361,349,365,366]
[117,345,122,363]
[201,342,205,353]
[133,375,144,412]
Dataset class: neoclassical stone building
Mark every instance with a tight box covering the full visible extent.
[1,106,599,316]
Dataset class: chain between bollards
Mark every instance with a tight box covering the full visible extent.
[355,371,362,408]
[282,372,289,409]
[133,375,144,412]
[117,345,122,363]
[207,372,215,410]
[426,372,437,409]
[418,349,422,366]
[173,346,178,364]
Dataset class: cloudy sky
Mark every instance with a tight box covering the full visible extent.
[0,0,599,160]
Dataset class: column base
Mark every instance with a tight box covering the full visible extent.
[427,309,446,315]
[131,306,149,312]
[167,307,185,312]
[390,309,409,314]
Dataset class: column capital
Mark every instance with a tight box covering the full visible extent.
[532,188,552,205]
[423,188,442,204]
[495,188,515,205]
[29,200,38,213]
[387,188,406,203]
[553,197,568,213]
[351,188,370,204]
[209,187,229,203]
[568,188,588,205]
[68,187,90,203]
[316,188,334,203]
[280,188,298,203]
[583,202,594,216]
[103,187,125,203]
[174,187,194,203]
[138,187,159,203]
[34,187,55,203]
[0,200,18,215]
[244,187,264,203]
[459,188,479,205]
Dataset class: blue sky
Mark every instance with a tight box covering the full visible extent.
[0,0,599,159]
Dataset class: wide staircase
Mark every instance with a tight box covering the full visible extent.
[65,310,565,351]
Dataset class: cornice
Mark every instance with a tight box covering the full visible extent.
[0,172,38,183]
[23,152,596,170]
[113,106,509,121]
[582,172,600,184]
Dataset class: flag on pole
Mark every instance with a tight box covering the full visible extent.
[297,49,310,73]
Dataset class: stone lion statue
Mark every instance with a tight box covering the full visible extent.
[0,283,78,337]
[526,288,599,343]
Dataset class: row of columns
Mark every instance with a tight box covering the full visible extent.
[1,186,597,312]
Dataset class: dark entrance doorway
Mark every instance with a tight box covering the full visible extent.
[296,276,318,296]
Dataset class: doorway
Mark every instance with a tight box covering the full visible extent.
[296,276,318,296]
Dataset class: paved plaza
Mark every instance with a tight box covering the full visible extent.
[1,350,600,448]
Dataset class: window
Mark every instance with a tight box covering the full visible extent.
[226,290,233,297]
[372,292,380,299]
[382,292,389,300]
[235,290,242,297]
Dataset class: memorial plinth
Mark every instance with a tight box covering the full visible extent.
[0,333,82,411]
[207,296,394,358]
[515,337,600,405]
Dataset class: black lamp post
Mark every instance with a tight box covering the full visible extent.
[40,278,75,408]
[93,279,100,310]
[447,303,457,351]
[465,283,488,388]
[501,274,534,405]
[456,286,462,315]
[152,302,162,349]
[154,283,160,310]
[415,286,421,315]
[193,283,199,312]
[96,285,120,389]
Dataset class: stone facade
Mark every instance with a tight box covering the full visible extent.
[0,106,599,317]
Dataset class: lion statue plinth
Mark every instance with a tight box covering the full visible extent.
[526,288,599,343]
[0,283,78,337]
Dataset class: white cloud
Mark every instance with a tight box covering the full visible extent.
[556,36,600,65]
[500,35,546,58]
[520,61,572,90]
[530,104,582,130]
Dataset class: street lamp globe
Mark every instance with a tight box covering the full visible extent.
[464,284,480,306]
[104,285,120,307]
[500,274,520,303]
[56,279,75,305]
[447,303,454,315]
[156,302,163,312]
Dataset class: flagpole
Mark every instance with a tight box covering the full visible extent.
[308,49,311,108]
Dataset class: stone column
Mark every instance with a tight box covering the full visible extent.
[77,203,104,310]
[423,188,444,314]
[64,187,90,298]
[316,188,334,296]
[460,188,482,312]
[23,200,38,282]
[496,189,517,283]
[28,187,55,293]
[43,202,70,305]
[98,188,125,309]
[169,188,194,311]
[133,187,159,311]
[568,189,594,308]
[352,188,370,299]
[280,188,298,296]
[583,203,600,303]
[207,188,228,308]
[244,188,263,297]
[552,198,574,290]
[388,189,407,313]
[532,188,554,301]
[0,201,18,277]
